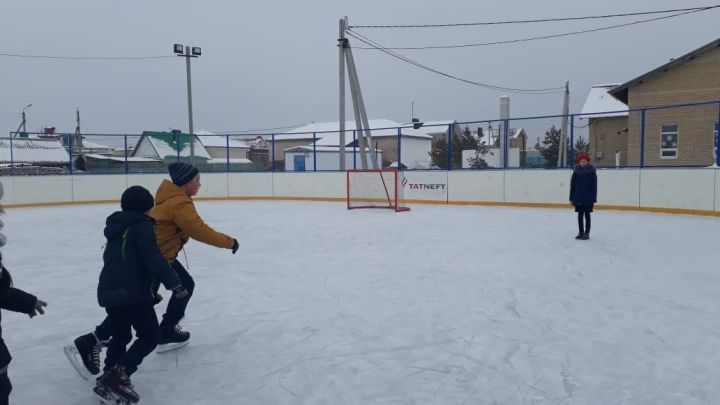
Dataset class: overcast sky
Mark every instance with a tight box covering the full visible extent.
[1,0,718,137]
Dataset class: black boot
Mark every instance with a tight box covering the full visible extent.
[159,325,190,345]
[580,232,590,240]
[575,232,583,240]
[97,365,139,404]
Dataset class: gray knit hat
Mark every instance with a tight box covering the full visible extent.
[168,162,199,186]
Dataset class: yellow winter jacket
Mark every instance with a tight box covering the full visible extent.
[150,179,234,261]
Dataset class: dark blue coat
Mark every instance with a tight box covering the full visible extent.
[0,253,38,368]
[97,211,181,308]
[570,164,597,205]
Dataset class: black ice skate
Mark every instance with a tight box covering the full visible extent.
[575,232,583,240]
[156,325,190,353]
[95,365,139,404]
[580,232,590,240]
[64,332,102,380]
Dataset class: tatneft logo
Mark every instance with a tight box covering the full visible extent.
[405,183,447,190]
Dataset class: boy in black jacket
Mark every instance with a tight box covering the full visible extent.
[94,186,186,404]
[0,182,47,405]
[569,152,598,240]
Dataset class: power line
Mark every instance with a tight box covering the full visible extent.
[0,52,175,60]
[351,8,715,50]
[348,5,720,28]
[345,30,564,94]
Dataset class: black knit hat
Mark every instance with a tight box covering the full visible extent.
[121,186,154,213]
[168,162,199,186]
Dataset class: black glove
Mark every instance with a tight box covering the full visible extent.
[29,299,47,318]
[231,239,239,255]
[152,292,163,305]
[172,286,189,299]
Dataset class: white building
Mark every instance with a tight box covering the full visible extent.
[284,146,383,171]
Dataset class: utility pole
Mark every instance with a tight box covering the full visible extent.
[74,108,82,153]
[14,104,32,136]
[174,44,201,164]
[338,17,347,170]
[558,81,570,167]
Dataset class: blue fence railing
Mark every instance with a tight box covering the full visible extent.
[4,100,720,175]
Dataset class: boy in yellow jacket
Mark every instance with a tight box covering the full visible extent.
[152,162,238,350]
[65,163,238,377]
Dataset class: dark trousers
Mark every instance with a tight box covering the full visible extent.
[94,260,195,340]
[159,260,194,332]
[0,372,11,405]
[104,303,160,375]
[577,211,591,234]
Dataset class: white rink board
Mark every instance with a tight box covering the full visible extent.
[640,169,715,211]
[504,170,571,204]
[448,171,504,203]
[596,169,640,207]
[228,173,273,197]
[402,170,448,202]
[273,173,315,198]
[72,175,127,202]
[195,173,228,198]
[313,172,346,199]
[13,176,73,204]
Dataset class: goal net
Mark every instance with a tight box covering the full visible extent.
[347,169,410,212]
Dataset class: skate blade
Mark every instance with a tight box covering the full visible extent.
[94,386,132,405]
[155,340,189,353]
[63,344,92,381]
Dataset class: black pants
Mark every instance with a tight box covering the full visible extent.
[104,303,160,375]
[577,211,591,234]
[95,260,195,340]
[160,260,194,332]
[0,372,11,405]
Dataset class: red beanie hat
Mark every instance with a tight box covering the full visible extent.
[576,152,590,163]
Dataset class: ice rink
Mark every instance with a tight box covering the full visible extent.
[2,201,719,404]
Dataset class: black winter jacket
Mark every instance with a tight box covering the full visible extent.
[569,164,598,205]
[97,211,181,308]
[0,253,38,368]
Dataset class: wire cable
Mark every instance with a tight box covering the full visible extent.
[345,29,565,94]
[348,5,720,28]
[350,7,715,50]
[0,52,175,60]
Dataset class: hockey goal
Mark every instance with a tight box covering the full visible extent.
[347,168,410,212]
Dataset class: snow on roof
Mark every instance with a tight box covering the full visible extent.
[278,119,432,145]
[580,85,629,118]
[207,158,253,164]
[84,154,160,163]
[82,140,113,150]
[0,137,69,163]
[284,145,382,153]
[135,132,211,160]
[198,135,250,149]
[415,120,456,132]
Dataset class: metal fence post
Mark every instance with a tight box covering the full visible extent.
[447,124,453,170]
[353,130,357,169]
[716,102,720,166]
[124,135,129,174]
[503,119,509,169]
[271,134,275,172]
[569,114,575,168]
[640,109,646,168]
[397,127,402,169]
[313,132,317,172]
[9,135,14,176]
[69,133,74,174]
[226,135,231,173]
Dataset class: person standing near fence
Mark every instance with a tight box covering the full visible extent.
[569,152,597,240]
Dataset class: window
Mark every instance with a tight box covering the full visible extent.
[660,124,678,159]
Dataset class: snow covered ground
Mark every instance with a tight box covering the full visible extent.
[2,201,720,404]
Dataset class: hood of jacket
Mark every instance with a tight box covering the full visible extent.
[155,179,190,207]
[104,211,153,241]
